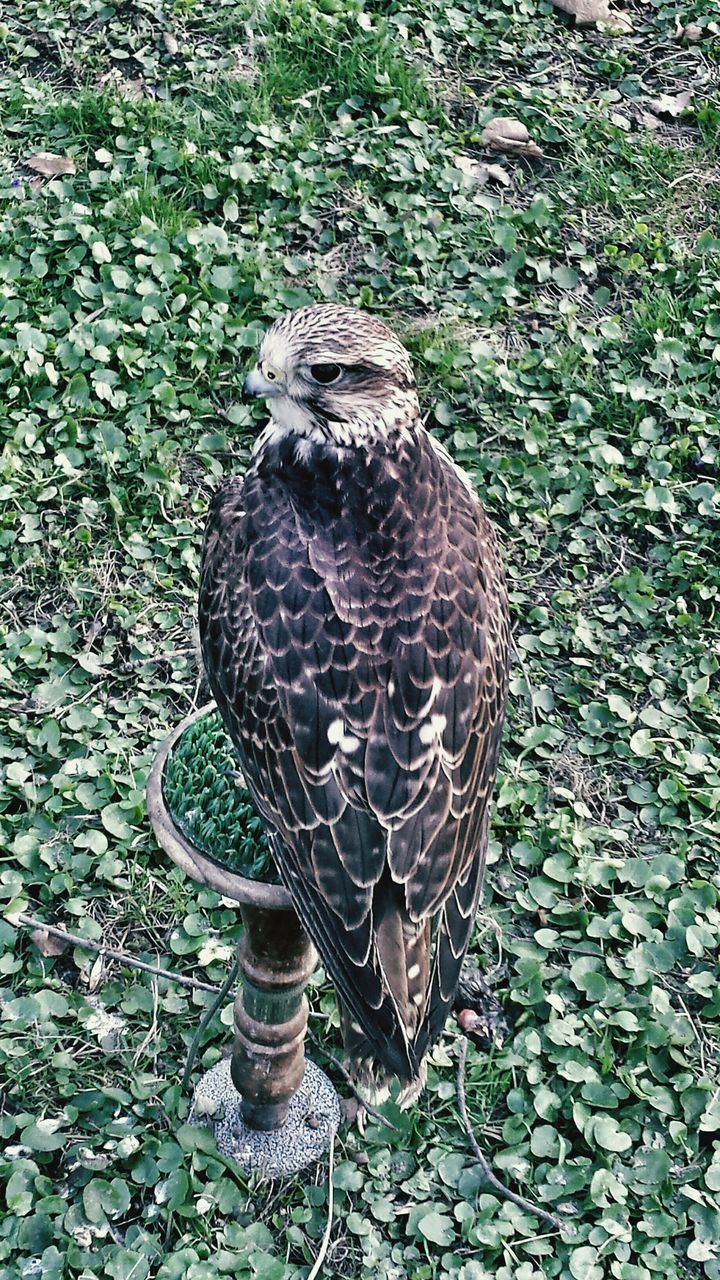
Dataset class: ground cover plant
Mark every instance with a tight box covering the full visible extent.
[1,0,719,1276]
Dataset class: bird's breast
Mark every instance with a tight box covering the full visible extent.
[250,434,444,639]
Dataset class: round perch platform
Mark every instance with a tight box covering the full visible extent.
[146,705,340,1175]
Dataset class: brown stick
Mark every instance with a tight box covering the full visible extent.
[182,961,239,1091]
[15,914,223,994]
[457,1038,567,1233]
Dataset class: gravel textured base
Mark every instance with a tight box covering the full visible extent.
[191,1057,341,1177]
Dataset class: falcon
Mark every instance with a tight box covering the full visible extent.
[199,304,509,1101]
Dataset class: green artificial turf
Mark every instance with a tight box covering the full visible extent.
[163,710,277,883]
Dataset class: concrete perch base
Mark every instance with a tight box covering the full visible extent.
[191,1056,341,1177]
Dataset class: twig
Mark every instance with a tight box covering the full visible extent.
[668,169,717,190]
[133,971,160,1066]
[15,914,223,994]
[456,1038,567,1233]
[675,992,707,1077]
[307,1029,400,1133]
[307,1127,336,1280]
[182,961,239,1091]
[510,634,538,728]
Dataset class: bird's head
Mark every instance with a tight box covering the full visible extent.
[243,304,420,449]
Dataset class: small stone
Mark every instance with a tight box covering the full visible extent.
[681,22,703,40]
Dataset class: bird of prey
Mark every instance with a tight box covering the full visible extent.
[199,304,509,1102]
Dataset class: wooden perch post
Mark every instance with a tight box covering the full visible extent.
[233,904,316,1130]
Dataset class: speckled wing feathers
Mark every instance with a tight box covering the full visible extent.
[199,426,508,1086]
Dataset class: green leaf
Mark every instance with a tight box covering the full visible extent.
[553,266,579,289]
[100,804,133,841]
[629,729,655,758]
[629,1148,670,1191]
[687,1240,716,1263]
[700,1095,720,1133]
[569,1246,603,1280]
[530,1125,561,1158]
[533,1086,560,1119]
[75,829,109,855]
[162,1169,190,1211]
[106,1251,150,1280]
[20,1120,65,1152]
[644,485,675,512]
[607,693,635,722]
[686,925,706,957]
[249,1254,286,1280]
[6,1166,37,1215]
[333,1161,364,1192]
[417,1209,455,1246]
[83,1178,131,1222]
[589,1115,632,1152]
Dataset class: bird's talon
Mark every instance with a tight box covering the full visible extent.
[339,1096,368,1133]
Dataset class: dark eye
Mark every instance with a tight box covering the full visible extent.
[310,363,342,385]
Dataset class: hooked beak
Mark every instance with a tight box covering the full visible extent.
[242,364,284,402]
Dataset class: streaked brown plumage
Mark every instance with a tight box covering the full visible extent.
[199,304,509,1100]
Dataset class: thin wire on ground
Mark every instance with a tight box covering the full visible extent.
[15,913,224,993]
